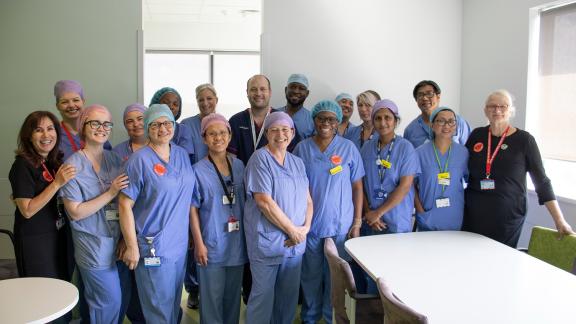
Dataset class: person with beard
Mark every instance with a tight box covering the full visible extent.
[404,80,470,148]
[279,74,314,139]
[335,93,356,137]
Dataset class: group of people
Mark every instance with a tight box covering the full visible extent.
[8,74,574,324]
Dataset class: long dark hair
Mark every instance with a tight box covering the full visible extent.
[15,111,63,168]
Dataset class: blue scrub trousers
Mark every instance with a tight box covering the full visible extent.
[78,260,129,324]
[135,255,186,324]
[246,255,303,324]
[197,264,244,324]
[301,234,349,324]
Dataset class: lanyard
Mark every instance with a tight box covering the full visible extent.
[432,142,451,194]
[81,150,110,193]
[485,126,510,179]
[377,135,395,185]
[61,121,81,152]
[41,162,55,182]
[360,125,373,148]
[249,108,270,150]
[208,154,235,211]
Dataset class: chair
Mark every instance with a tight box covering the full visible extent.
[527,226,576,274]
[324,237,383,324]
[0,229,18,280]
[376,278,428,324]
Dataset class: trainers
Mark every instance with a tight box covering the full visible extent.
[187,292,199,309]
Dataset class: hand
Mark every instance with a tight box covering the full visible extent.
[369,219,388,232]
[555,220,575,239]
[288,226,308,245]
[116,238,127,260]
[122,245,140,270]
[347,226,360,239]
[54,164,76,187]
[364,209,382,226]
[195,243,208,266]
[109,174,129,196]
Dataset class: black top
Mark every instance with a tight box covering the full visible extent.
[463,126,554,247]
[227,108,302,165]
[9,156,61,236]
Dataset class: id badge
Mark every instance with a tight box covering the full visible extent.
[56,216,65,230]
[435,197,451,208]
[329,165,343,175]
[105,204,119,221]
[437,172,450,186]
[222,194,236,205]
[228,217,240,232]
[480,179,495,190]
[373,189,388,201]
[144,256,161,267]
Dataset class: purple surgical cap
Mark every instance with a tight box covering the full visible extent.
[201,113,231,135]
[123,103,147,122]
[264,111,294,130]
[54,80,84,100]
[371,99,400,121]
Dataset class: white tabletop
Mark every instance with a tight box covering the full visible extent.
[0,277,78,324]
[345,231,576,324]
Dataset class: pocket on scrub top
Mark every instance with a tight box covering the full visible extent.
[75,231,116,268]
[257,231,286,258]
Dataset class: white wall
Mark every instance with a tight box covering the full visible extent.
[0,0,141,257]
[460,0,576,247]
[262,0,463,129]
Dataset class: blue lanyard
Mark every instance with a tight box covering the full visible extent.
[377,135,395,185]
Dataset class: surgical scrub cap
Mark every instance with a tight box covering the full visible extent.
[149,87,183,120]
[123,103,146,123]
[201,113,231,136]
[311,100,343,123]
[54,80,84,100]
[76,104,112,141]
[335,93,354,103]
[429,106,456,124]
[144,104,175,137]
[287,74,309,88]
[371,99,400,121]
[264,111,294,130]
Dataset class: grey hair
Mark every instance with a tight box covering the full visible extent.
[485,89,516,118]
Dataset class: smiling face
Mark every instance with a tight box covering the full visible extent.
[31,117,57,158]
[124,110,145,140]
[484,94,512,125]
[415,84,441,116]
[159,92,181,118]
[147,116,174,145]
[285,82,309,107]
[373,108,397,138]
[357,100,373,123]
[338,98,354,121]
[431,110,457,140]
[247,75,271,110]
[83,110,112,145]
[197,88,218,117]
[203,123,231,154]
[314,111,338,140]
[265,124,294,151]
[56,92,84,121]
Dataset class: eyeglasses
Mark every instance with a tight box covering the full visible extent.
[434,119,456,127]
[316,116,339,125]
[416,91,436,99]
[148,121,174,131]
[84,120,113,131]
[486,104,509,111]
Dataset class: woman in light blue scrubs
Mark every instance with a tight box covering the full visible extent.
[119,104,197,324]
[244,112,313,324]
[415,107,469,231]
[190,113,247,324]
[359,99,420,293]
[182,83,219,164]
[293,100,365,324]
[60,104,130,323]
[344,90,379,150]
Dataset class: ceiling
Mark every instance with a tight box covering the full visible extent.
[142,0,261,24]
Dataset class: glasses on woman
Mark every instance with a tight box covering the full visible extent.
[486,104,509,111]
[315,116,339,125]
[434,118,456,127]
[148,121,174,131]
[84,120,113,131]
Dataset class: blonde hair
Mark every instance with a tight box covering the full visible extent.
[195,83,218,99]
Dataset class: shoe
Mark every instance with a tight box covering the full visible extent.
[187,292,199,309]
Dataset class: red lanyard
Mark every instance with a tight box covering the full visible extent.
[485,126,510,178]
[61,121,82,152]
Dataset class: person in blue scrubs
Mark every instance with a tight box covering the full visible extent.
[293,100,365,324]
[181,83,219,164]
[113,103,148,162]
[190,113,247,324]
[279,74,314,139]
[344,90,380,150]
[414,107,469,231]
[244,112,313,324]
[359,99,420,293]
[404,80,471,148]
[335,93,356,137]
[119,104,197,323]
[60,104,130,324]
[150,87,195,163]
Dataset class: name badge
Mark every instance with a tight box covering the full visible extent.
[223,194,236,205]
[330,165,343,175]
[437,172,451,186]
[480,179,495,190]
[105,203,120,221]
[373,189,388,201]
[144,256,161,267]
[435,197,451,208]
[56,216,65,230]
[228,217,240,232]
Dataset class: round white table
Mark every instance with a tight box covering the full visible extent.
[0,277,78,323]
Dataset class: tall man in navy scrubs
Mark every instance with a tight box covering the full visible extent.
[279,74,314,139]
[227,74,301,302]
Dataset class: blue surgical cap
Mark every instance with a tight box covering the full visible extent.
[287,74,309,88]
[144,104,175,137]
[311,100,343,123]
[335,93,354,103]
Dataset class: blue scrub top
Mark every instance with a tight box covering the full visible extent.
[415,141,469,231]
[181,114,208,164]
[244,148,309,265]
[293,136,365,237]
[173,122,195,156]
[192,157,247,266]
[344,125,376,151]
[360,135,420,233]
[59,150,124,270]
[122,145,196,261]
[279,106,314,139]
[403,115,471,149]
[340,122,356,137]
[112,140,132,162]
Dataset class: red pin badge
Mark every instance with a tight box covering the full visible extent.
[42,170,54,182]
[473,142,484,153]
[331,155,342,165]
[153,163,166,176]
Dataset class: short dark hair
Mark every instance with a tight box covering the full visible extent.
[412,80,441,99]
[15,111,63,168]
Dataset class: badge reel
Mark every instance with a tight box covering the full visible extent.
[144,237,161,267]
[222,182,236,205]
[55,196,66,230]
[105,202,120,221]
[373,185,388,201]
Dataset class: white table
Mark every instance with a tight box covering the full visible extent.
[0,277,78,323]
[345,231,576,324]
